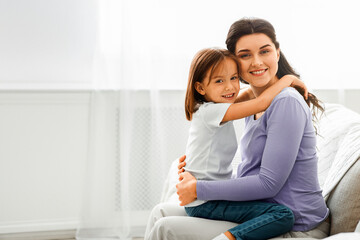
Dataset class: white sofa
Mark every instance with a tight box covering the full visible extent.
[160,103,360,239]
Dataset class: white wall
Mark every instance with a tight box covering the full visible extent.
[313,89,360,114]
[0,91,90,233]
[0,0,96,89]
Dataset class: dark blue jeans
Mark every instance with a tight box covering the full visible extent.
[185,200,294,240]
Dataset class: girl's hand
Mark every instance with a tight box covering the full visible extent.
[176,172,197,206]
[178,155,186,175]
[282,75,308,100]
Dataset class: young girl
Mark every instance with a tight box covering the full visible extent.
[182,47,307,240]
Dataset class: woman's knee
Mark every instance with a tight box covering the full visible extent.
[149,202,173,221]
[145,203,172,239]
[148,217,177,240]
[151,202,186,218]
[146,202,186,237]
[151,203,166,218]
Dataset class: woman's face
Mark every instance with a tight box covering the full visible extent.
[235,33,280,90]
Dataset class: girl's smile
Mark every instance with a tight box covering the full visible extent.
[222,93,236,99]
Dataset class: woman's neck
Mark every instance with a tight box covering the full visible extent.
[251,76,279,97]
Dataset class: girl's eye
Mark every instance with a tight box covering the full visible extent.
[215,79,223,83]
[231,76,238,81]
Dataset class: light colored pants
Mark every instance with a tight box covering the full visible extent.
[144,202,330,240]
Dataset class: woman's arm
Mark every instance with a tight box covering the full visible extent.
[221,75,307,122]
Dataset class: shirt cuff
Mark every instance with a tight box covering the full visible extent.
[196,180,206,200]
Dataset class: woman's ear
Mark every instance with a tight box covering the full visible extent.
[195,82,206,95]
[277,48,280,62]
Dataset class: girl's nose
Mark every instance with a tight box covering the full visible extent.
[225,81,234,90]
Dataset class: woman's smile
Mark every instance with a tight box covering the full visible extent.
[250,69,268,76]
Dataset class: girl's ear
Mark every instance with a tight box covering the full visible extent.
[195,82,206,95]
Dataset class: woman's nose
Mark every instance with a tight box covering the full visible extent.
[251,55,262,67]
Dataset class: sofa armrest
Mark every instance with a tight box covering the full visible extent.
[326,158,360,235]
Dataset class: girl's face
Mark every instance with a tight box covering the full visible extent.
[235,33,280,90]
[195,58,240,104]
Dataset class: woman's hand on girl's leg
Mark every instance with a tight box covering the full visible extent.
[176,172,197,206]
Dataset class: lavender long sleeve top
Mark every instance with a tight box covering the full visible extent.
[196,88,329,231]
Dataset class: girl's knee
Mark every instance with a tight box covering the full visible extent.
[280,206,295,230]
[272,205,295,230]
[282,206,295,222]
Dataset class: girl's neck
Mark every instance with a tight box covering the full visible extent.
[251,76,279,97]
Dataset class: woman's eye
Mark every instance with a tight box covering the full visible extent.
[239,54,250,59]
[260,49,270,54]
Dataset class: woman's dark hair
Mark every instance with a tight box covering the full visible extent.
[185,48,240,121]
[226,17,324,125]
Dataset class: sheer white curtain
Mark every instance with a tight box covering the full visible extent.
[76,1,193,239]
[76,0,360,239]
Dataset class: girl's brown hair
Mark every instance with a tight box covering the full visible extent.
[185,48,240,121]
[226,17,324,123]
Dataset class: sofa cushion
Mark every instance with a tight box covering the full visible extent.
[316,104,360,200]
[326,158,360,235]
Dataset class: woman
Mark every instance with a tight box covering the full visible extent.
[145,18,329,240]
